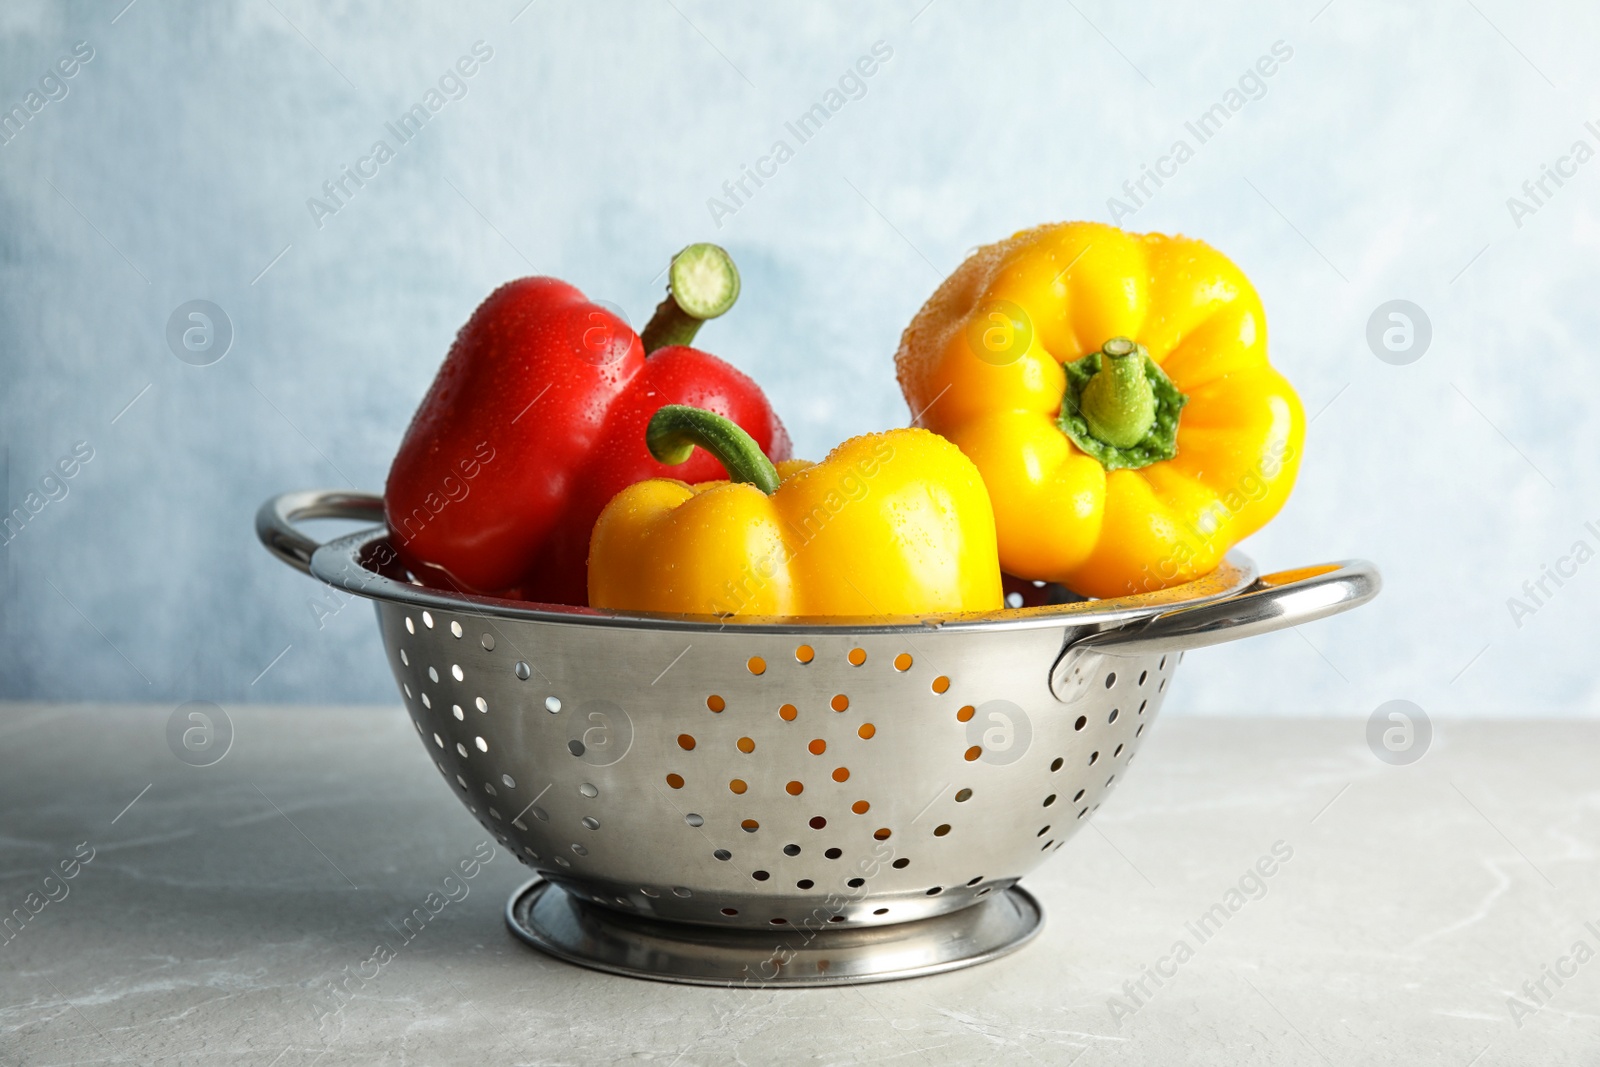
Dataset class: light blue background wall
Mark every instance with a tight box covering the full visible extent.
[1,0,1595,717]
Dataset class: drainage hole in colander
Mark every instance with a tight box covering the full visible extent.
[810,816,827,829]
[1159,655,1167,669]
[713,848,730,860]
[672,887,692,897]
[1088,751,1099,765]
[483,782,496,796]
[748,656,767,675]
[858,723,876,740]
[1037,825,1050,837]
[405,617,415,634]
[708,695,726,713]
[932,676,950,694]
[963,746,982,762]
[894,653,912,671]
[784,844,801,856]
[1139,699,1148,714]
[428,666,439,683]
[737,737,755,753]
[1041,840,1055,851]
[779,704,798,721]
[957,705,975,723]
[828,916,845,923]
[404,683,413,699]
[1073,789,1085,802]
[742,819,760,832]
[452,705,464,721]
[1104,671,1115,688]
[582,816,599,830]
[455,774,467,789]
[808,738,827,755]
[796,644,815,664]
[568,740,585,757]
[666,773,684,789]
[475,736,488,752]
[1160,678,1167,692]
[831,694,849,712]
[848,648,866,666]
[685,813,704,827]
[641,887,658,898]
[847,877,865,888]
[721,907,738,915]
[1114,743,1124,758]
[934,824,951,837]
[731,779,748,795]
[753,870,770,881]
[1043,794,1057,807]
[1074,716,1087,731]
[873,828,891,841]
[555,856,570,867]
[422,694,432,709]
[1136,724,1145,737]
[1108,708,1119,724]
[1077,807,1088,819]
[1138,670,1147,685]
[452,664,464,682]
[678,734,696,750]
[523,847,538,860]
[570,844,587,856]
[1106,775,1116,787]
[954,788,972,802]
[514,661,531,680]
[532,806,549,821]
[976,886,991,896]
[874,907,890,915]
[400,649,410,666]
[926,886,943,895]
[433,733,444,748]
[797,878,814,889]
[770,918,788,925]
[422,611,434,628]
[579,782,598,798]
[477,697,489,713]
[456,743,469,758]
[851,800,870,814]
[825,847,842,859]
[892,858,909,869]
[480,633,494,651]
[545,696,561,713]
[489,807,502,820]
[1050,758,1063,772]
[966,876,982,886]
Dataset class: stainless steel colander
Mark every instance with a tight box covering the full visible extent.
[258,489,1379,986]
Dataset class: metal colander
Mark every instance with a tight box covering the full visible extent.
[258,489,1379,986]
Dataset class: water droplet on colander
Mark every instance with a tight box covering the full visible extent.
[686,813,704,827]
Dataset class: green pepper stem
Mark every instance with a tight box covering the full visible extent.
[1080,337,1157,448]
[639,243,742,354]
[646,404,780,495]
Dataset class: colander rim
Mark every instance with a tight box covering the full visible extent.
[309,526,1259,635]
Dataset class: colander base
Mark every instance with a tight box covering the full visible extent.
[505,878,1043,987]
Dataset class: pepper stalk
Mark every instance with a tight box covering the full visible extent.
[639,244,742,353]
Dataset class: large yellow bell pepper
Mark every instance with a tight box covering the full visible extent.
[588,405,1002,617]
[895,221,1303,599]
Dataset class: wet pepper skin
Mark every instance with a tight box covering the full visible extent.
[895,221,1303,599]
[385,278,789,603]
[587,428,1003,618]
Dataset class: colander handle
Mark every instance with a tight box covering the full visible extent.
[1068,559,1380,659]
[256,489,385,575]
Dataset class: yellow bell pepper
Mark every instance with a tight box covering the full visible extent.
[588,405,1003,617]
[895,221,1303,599]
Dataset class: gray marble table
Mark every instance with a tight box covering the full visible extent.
[2,703,1595,1065]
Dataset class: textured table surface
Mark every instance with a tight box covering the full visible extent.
[1,703,1595,1065]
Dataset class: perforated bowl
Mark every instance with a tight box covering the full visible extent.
[259,489,1378,986]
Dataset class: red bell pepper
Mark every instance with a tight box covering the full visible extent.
[384,244,791,604]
